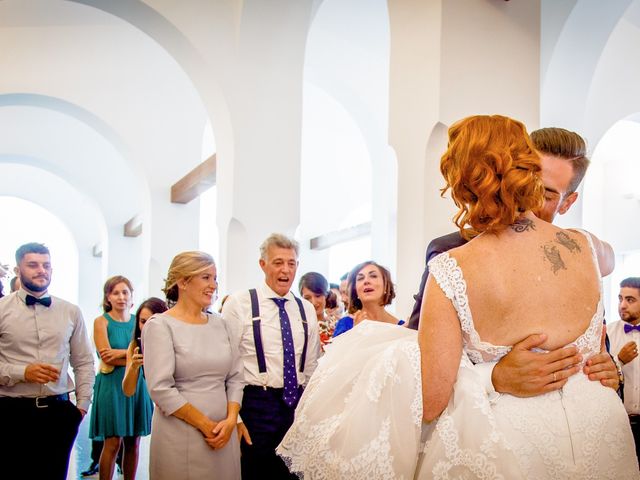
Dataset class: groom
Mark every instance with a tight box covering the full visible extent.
[408,127,620,396]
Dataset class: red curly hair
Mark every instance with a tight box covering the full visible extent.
[440,115,544,239]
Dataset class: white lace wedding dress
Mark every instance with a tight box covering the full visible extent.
[277,248,638,479]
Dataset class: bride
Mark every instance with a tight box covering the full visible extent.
[277,115,638,479]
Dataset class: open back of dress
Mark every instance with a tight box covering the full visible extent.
[418,233,637,479]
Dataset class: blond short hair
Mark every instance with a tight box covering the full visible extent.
[259,233,299,261]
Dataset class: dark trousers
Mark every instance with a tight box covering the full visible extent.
[240,385,301,480]
[630,415,640,468]
[0,395,82,480]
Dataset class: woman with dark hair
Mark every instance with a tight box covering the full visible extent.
[122,297,167,396]
[332,261,403,338]
[89,276,152,479]
[299,272,335,348]
[278,115,637,479]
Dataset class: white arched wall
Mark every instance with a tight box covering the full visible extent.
[219,1,320,291]
[0,0,214,306]
[389,0,541,317]
[584,118,640,315]
[0,196,80,303]
[423,122,457,239]
[298,84,374,278]
[68,0,236,292]
[0,97,144,315]
[542,0,640,309]
[76,0,325,293]
[0,163,105,318]
[301,0,396,286]
[0,99,148,279]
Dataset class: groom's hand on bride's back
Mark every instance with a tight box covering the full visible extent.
[491,333,582,397]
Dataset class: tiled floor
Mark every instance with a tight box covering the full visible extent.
[67,408,150,480]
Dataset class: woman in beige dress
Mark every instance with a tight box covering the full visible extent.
[143,251,244,480]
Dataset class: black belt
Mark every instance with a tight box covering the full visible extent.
[244,385,302,393]
[0,393,69,408]
[245,384,285,393]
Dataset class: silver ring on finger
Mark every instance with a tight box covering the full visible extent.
[553,372,557,382]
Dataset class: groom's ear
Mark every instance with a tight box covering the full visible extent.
[558,192,578,215]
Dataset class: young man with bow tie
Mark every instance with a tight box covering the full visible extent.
[609,276,640,464]
[0,242,95,480]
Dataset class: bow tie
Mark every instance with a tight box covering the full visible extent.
[25,295,51,307]
[624,323,640,334]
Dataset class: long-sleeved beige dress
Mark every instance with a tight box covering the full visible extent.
[143,312,244,480]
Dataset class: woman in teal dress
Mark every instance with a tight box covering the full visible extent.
[89,276,153,480]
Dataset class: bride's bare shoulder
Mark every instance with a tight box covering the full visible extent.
[563,228,615,276]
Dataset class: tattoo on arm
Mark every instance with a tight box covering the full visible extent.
[554,231,581,253]
[510,218,536,233]
[543,245,567,274]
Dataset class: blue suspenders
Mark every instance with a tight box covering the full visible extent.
[249,289,309,378]
[294,296,309,373]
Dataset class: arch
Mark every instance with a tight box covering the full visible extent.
[0,93,151,225]
[0,161,108,247]
[0,195,80,302]
[541,0,633,131]
[583,117,640,251]
[69,0,233,162]
[0,163,106,318]
[423,121,455,239]
[301,0,394,274]
[0,95,149,295]
[0,93,128,155]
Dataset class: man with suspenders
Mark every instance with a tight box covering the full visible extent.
[222,233,321,479]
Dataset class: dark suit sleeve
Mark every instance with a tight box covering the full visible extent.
[407,232,466,331]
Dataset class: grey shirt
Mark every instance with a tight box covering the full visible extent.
[0,289,95,411]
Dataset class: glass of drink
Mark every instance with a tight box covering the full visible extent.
[43,355,65,387]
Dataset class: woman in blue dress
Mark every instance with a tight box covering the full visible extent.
[89,276,153,480]
[332,261,404,338]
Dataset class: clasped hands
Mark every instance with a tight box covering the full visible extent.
[200,417,236,450]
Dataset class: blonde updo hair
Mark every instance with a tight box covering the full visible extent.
[162,251,216,305]
[440,115,544,239]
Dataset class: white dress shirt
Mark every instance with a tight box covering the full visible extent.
[0,289,95,411]
[221,282,321,388]
[608,319,640,414]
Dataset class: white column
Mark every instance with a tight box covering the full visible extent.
[388,0,541,317]
[215,0,317,293]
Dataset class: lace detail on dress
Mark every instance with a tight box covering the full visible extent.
[402,340,423,426]
[277,322,423,479]
[428,253,510,363]
[419,238,639,480]
[365,339,401,403]
[420,355,521,479]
